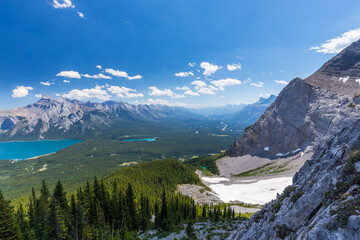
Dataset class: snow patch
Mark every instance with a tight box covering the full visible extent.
[355,79,360,84]
[209,177,292,204]
[276,152,289,157]
[339,76,350,83]
[292,148,301,154]
[201,177,230,183]
[264,147,269,151]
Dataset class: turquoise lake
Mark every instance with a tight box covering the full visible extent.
[0,139,82,160]
[122,138,156,142]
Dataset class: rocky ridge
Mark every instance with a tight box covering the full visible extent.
[229,119,360,239]
[228,39,360,158]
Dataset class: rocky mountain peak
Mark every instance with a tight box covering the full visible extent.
[228,40,360,158]
[305,39,360,95]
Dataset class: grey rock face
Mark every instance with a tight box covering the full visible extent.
[228,40,360,240]
[228,39,360,158]
[230,120,360,240]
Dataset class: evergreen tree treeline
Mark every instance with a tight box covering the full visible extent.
[1,178,238,239]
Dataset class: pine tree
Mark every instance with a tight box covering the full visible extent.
[0,189,21,240]
[125,183,138,230]
[46,196,67,240]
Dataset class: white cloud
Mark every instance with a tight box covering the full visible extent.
[227,63,241,71]
[188,62,196,67]
[250,81,264,88]
[12,86,33,98]
[63,80,70,83]
[35,94,42,98]
[148,86,184,98]
[280,69,286,73]
[184,90,200,96]
[260,93,271,98]
[174,71,194,77]
[176,86,190,91]
[310,28,360,54]
[96,65,102,69]
[200,62,222,76]
[40,81,51,86]
[146,98,185,107]
[82,73,112,79]
[105,68,142,80]
[62,85,111,101]
[191,80,207,88]
[198,87,216,95]
[77,12,84,18]
[275,80,288,85]
[51,0,75,9]
[107,85,143,98]
[210,78,242,90]
[56,71,81,79]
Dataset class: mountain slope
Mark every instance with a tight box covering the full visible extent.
[228,40,360,158]
[227,40,360,239]
[231,115,360,239]
[0,96,196,140]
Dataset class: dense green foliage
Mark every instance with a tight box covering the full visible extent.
[1,166,240,239]
[185,152,226,175]
[0,129,238,202]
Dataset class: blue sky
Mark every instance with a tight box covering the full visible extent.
[1,0,360,110]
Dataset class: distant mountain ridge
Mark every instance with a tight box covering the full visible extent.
[0,95,195,140]
[191,95,276,126]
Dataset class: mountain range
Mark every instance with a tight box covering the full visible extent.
[0,94,275,141]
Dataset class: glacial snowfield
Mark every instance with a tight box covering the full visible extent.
[202,176,292,204]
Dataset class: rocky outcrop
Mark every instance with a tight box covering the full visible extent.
[229,119,360,240]
[0,95,195,140]
[228,39,360,158]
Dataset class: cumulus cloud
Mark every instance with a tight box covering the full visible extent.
[96,65,102,69]
[310,28,360,54]
[77,12,84,18]
[260,93,271,98]
[35,94,42,98]
[275,80,288,85]
[12,86,33,98]
[250,81,264,88]
[176,86,190,91]
[210,78,242,90]
[198,87,216,95]
[227,63,241,71]
[63,80,70,83]
[174,71,194,77]
[107,85,143,98]
[190,80,217,94]
[184,90,200,96]
[82,73,112,79]
[105,68,142,80]
[188,62,196,67]
[148,86,184,98]
[191,80,207,88]
[52,0,75,9]
[200,62,222,76]
[56,71,81,79]
[40,81,51,86]
[62,85,111,101]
